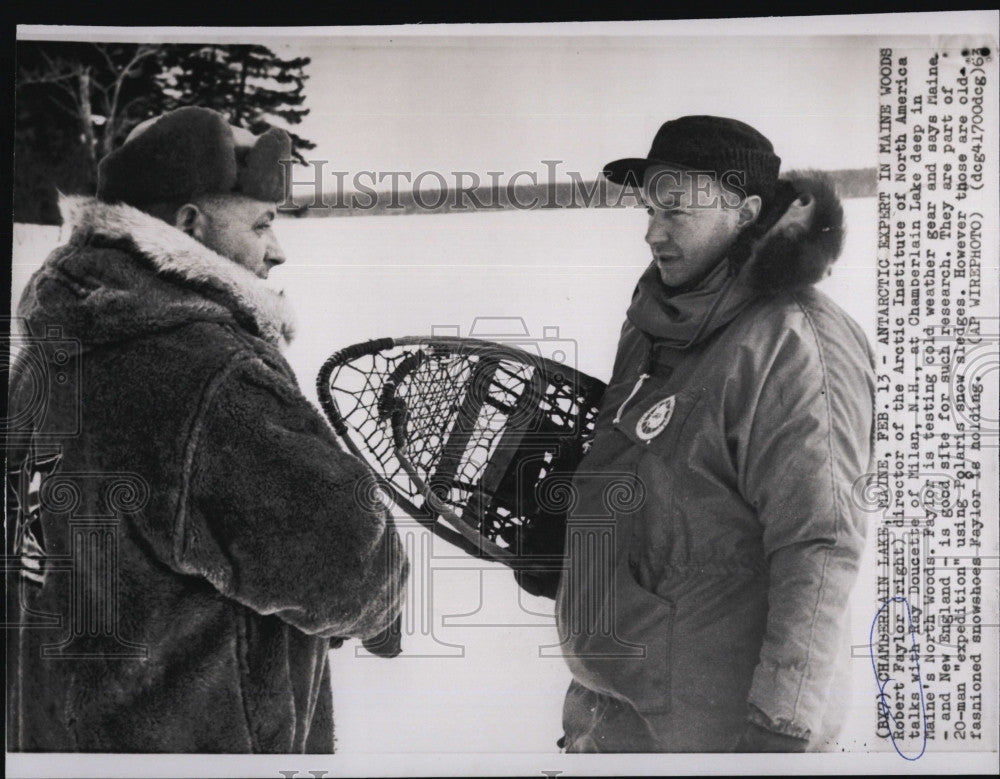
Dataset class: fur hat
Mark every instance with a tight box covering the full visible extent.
[97,107,292,207]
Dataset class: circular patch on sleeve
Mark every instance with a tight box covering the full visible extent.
[636,395,675,441]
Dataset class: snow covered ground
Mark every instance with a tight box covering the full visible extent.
[11,200,882,753]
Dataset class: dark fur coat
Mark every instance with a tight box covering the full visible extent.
[6,196,407,752]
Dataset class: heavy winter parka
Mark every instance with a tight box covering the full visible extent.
[6,197,407,752]
[556,174,876,752]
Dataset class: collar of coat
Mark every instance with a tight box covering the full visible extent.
[58,194,296,346]
[741,170,845,292]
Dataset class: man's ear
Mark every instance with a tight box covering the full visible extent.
[737,194,762,229]
[174,203,207,240]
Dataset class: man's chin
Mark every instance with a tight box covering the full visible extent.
[654,261,682,287]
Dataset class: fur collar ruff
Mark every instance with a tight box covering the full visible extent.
[743,170,846,291]
[59,195,296,346]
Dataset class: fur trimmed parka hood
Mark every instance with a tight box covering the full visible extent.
[18,195,296,347]
[743,170,845,292]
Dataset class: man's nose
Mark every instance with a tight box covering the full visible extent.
[266,234,286,266]
[645,214,670,246]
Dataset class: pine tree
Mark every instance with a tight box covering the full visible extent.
[158,44,315,163]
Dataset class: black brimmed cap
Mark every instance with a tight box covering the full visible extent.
[603,115,781,201]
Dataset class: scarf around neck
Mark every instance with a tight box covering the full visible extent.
[625,257,757,350]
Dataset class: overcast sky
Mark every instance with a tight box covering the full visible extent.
[22,13,997,189]
[277,34,879,184]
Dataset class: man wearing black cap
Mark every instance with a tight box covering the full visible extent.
[553,116,875,752]
[7,107,407,752]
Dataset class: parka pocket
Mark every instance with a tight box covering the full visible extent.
[616,564,676,715]
[557,512,676,716]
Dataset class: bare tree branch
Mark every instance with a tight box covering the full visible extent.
[90,80,111,114]
[93,43,117,75]
[18,67,76,86]
[125,45,159,76]
[43,93,83,121]
[19,50,78,88]
[97,44,162,155]
[38,49,65,72]
[19,60,85,115]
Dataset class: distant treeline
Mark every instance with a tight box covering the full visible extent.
[281,167,878,218]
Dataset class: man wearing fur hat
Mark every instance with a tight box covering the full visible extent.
[6,107,407,752]
[553,116,875,752]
